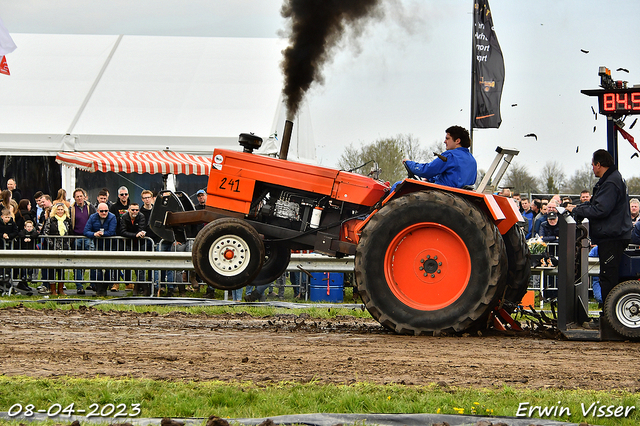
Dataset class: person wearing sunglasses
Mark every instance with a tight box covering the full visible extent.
[109,185,131,218]
[83,203,118,296]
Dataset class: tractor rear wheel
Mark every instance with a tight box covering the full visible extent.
[355,191,507,335]
[192,218,265,290]
[603,280,640,339]
[251,242,291,286]
[502,225,531,311]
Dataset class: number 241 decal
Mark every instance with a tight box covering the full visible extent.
[219,177,241,192]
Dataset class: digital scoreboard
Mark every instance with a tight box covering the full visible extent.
[582,87,640,116]
[581,67,640,116]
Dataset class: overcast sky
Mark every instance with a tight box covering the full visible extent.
[3,0,640,183]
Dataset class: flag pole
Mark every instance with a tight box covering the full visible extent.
[469,0,476,153]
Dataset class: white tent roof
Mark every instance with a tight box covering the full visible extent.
[0,33,315,162]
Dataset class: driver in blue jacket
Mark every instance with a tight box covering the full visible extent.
[393,125,477,191]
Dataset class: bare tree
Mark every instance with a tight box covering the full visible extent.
[539,161,566,194]
[338,134,429,183]
[503,162,539,193]
[565,163,598,194]
[627,176,640,196]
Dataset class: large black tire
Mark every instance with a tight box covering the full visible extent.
[502,225,531,311]
[251,243,291,286]
[192,218,265,290]
[603,280,640,339]
[355,191,507,335]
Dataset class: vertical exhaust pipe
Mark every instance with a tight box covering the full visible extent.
[279,120,294,160]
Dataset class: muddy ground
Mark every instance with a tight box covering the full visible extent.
[0,306,638,391]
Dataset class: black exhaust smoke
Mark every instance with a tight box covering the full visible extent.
[280,0,384,120]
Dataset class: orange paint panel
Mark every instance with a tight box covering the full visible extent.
[333,171,390,206]
[492,195,522,234]
[212,149,338,196]
[206,194,252,215]
[207,173,256,203]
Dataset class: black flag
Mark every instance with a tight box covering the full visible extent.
[472,0,504,129]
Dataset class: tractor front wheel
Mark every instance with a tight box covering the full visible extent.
[192,218,265,290]
[251,242,291,286]
[355,191,507,335]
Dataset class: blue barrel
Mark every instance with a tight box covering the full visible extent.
[309,272,344,302]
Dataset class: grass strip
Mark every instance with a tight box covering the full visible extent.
[0,377,638,426]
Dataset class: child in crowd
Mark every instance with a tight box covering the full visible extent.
[0,208,18,286]
[0,208,18,249]
[17,220,39,288]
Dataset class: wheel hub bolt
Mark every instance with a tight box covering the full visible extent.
[420,256,442,277]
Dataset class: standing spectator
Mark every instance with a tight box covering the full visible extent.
[580,190,591,204]
[568,149,632,308]
[6,178,21,203]
[0,208,18,249]
[512,192,521,205]
[38,195,53,232]
[42,203,72,296]
[117,203,147,293]
[70,188,96,294]
[520,197,534,239]
[1,190,12,217]
[244,283,270,302]
[498,188,511,198]
[630,198,640,226]
[54,188,71,208]
[539,211,560,242]
[16,220,39,290]
[110,186,131,287]
[32,191,44,223]
[0,208,18,285]
[84,203,118,296]
[531,199,541,218]
[588,246,603,308]
[110,186,131,218]
[139,189,159,295]
[94,190,109,209]
[533,202,548,237]
[16,199,34,231]
[191,189,209,290]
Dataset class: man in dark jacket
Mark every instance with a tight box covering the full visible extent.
[539,211,560,243]
[84,203,118,295]
[118,203,147,293]
[568,149,632,305]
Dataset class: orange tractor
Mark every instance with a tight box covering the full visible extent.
[151,121,529,335]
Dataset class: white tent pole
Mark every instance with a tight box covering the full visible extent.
[61,165,76,203]
[66,34,123,135]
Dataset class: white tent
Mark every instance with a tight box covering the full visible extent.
[0,33,315,193]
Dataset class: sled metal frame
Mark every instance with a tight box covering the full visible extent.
[556,213,628,341]
[475,146,520,194]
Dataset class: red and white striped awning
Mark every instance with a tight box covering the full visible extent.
[55,151,212,175]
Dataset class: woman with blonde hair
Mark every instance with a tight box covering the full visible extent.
[43,202,71,295]
[54,188,71,208]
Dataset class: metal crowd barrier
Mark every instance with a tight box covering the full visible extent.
[0,235,603,301]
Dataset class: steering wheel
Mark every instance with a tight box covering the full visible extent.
[403,161,417,179]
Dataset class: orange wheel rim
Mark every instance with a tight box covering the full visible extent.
[384,222,471,310]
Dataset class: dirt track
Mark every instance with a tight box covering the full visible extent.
[0,306,637,391]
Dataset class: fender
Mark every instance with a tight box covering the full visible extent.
[352,179,522,242]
